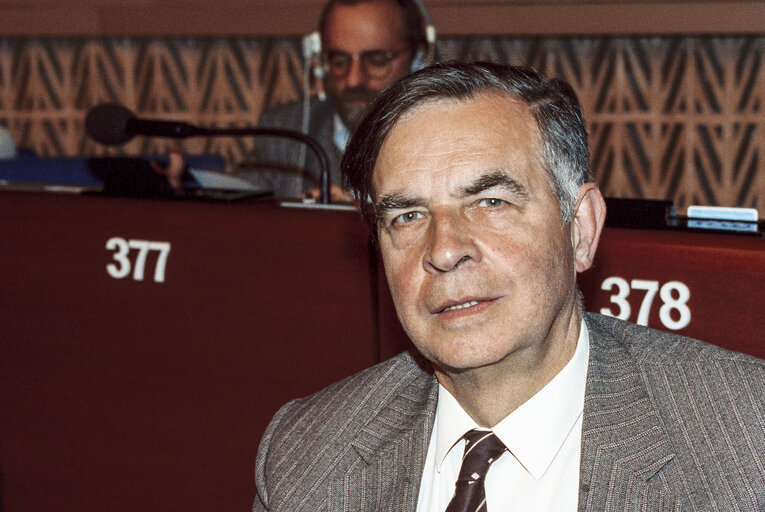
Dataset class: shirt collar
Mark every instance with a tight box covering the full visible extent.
[434,319,590,479]
[333,114,350,152]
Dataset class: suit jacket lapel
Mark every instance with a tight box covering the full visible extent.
[580,314,682,511]
[329,352,438,512]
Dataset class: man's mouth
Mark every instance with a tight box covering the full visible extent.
[340,88,376,105]
[442,300,480,312]
[344,97,370,106]
[435,296,497,314]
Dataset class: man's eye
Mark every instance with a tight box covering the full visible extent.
[326,53,350,68]
[392,211,423,225]
[365,52,392,67]
[477,198,506,208]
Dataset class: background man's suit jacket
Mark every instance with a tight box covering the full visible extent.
[238,98,343,198]
[253,313,765,511]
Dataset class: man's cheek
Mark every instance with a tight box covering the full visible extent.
[388,269,418,309]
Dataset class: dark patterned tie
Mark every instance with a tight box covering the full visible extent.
[445,429,507,512]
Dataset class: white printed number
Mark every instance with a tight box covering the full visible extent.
[106,237,171,283]
[600,277,691,330]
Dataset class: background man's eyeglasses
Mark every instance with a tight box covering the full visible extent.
[321,50,405,79]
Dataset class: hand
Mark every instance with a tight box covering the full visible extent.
[150,148,186,191]
[304,184,354,203]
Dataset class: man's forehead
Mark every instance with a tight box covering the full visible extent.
[371,92,541,196]
[322,0,408,46]
[376,93,537,162]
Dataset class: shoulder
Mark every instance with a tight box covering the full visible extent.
[584,312,765,508]
[586,311,764,434]
[273,350,432,432]
[257,97,332,129]
[254,351,435,507]
[586,311,764,370]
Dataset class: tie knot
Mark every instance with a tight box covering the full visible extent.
[457,430,506,483]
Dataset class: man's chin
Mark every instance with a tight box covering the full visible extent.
[337,104,369,132]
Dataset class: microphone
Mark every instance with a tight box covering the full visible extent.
[86,103,209,145]
[85,103,331,203]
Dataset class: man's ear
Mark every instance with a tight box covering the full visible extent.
[571,183,606,273]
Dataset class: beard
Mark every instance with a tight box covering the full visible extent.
[330,85,379,132]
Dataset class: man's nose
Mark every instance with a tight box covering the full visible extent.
[345,57,367,88]
[423,212,481,273]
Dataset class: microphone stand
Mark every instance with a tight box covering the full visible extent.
[142,124,331,205]
[86,103,332,204]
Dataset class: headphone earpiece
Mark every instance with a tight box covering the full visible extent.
[302,31,326,101]
[424,23,437,65]
[303,31,323,78]
[412,0,437,66]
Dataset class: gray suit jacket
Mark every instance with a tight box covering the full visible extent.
[254,313,765,511]
[238,98,344,198]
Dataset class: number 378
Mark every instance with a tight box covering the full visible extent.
[599,277,691,330]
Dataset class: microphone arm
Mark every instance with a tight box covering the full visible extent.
[144,124,331,205]
[87,104,331,204]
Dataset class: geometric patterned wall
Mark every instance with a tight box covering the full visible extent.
[444,36,763,213]
[0,35,761,214]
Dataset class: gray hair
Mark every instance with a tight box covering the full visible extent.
[342,61,592,225]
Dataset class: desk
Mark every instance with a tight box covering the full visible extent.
[579,227,765,359]
[0,191,375,512]
[0,190,762,511]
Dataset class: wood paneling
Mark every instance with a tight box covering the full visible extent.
[2,35,760,215]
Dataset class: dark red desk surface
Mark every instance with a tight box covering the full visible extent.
[0,190,763,511]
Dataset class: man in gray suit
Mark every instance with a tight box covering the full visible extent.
[253,62,765,511]
[239,0,431,201]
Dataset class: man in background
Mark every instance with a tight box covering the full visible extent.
[239,0,432,201]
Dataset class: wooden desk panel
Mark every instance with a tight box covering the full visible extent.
[578,228,765,359]
[0,191,375,511]
[1,189,763,511]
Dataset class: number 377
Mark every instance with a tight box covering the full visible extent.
[599,277,691,330]
[106,237,171,283]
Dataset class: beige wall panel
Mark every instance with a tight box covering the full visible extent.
[0,0,761,214]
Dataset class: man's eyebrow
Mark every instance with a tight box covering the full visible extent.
[461,169,528,198]
[374,194,426,217]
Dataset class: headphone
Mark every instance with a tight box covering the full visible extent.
[302,0,437,87]
[410,0,437,71]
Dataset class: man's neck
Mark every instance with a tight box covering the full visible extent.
[433,308,583,428]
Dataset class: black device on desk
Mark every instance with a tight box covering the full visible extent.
[605,197,763,237]
[0,152,270,202]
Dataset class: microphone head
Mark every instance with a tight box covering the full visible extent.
[86,103,135,145]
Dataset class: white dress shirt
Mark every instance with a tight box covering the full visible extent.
[416,320,590,512]
[333,114,350,152]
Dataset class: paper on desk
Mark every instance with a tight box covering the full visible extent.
[188,168,262,192]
